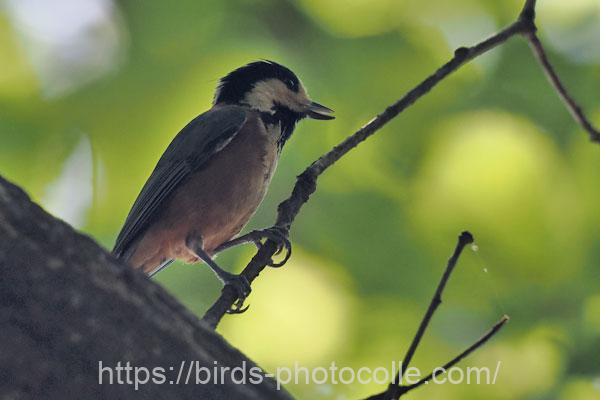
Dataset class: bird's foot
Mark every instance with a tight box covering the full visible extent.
[220,272,251,314]
[186,234,252,314]
[214,226,292,268]
[247,226,292,268]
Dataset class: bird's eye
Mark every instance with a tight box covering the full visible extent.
[286,79,297,91]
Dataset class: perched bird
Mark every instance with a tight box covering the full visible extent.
[113,60,334,307]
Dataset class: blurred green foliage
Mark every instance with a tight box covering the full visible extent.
[1,0,600,398]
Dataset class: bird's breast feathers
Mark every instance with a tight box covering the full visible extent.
[167,112,279,253]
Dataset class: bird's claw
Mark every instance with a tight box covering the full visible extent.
[226,300,250,314]
[214,226,292,268]
[249,226,292,268]
[223,274,251,314]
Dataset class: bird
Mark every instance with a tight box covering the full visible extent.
[112,60,334,310]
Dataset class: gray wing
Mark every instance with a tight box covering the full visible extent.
[112,106,247,258]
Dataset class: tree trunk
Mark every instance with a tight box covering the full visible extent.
[0,176,291,400]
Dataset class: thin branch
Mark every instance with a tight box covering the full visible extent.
[518,0,600,142]
[363,232,508,400]
[202,0,600,328]
[521,0,537,17]
[392,231,473,386]
[201,16,529,329]
[366,317,509,399]
[522,31,600,142]
[402,315,509,395]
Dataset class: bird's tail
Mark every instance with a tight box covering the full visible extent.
[113,241,173,277]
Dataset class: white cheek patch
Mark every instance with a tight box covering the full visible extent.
[244,79,279,112]
[244,79,309,113]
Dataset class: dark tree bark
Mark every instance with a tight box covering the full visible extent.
[0,176,290,400]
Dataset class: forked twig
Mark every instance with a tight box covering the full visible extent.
[365,232,509,400]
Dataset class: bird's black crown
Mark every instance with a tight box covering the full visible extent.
[214,60,301,105]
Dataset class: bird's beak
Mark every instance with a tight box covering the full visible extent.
[306,101,335,120]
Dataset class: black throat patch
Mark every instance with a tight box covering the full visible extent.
[260,105,304,150]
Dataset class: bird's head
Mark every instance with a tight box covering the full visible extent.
[213,60,335,122]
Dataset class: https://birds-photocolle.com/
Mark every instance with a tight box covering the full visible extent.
[112,60,334,310]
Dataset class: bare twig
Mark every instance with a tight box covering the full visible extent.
[402,315,509,394]
[392,231,474,387]
[364,233,508,400]
[202,0,599,328]
[518,4,600,142]
[522,0,537,16]
[365,318,509,399]
[201,15,529,329]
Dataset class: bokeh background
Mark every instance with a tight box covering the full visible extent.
[2,0,600,398]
